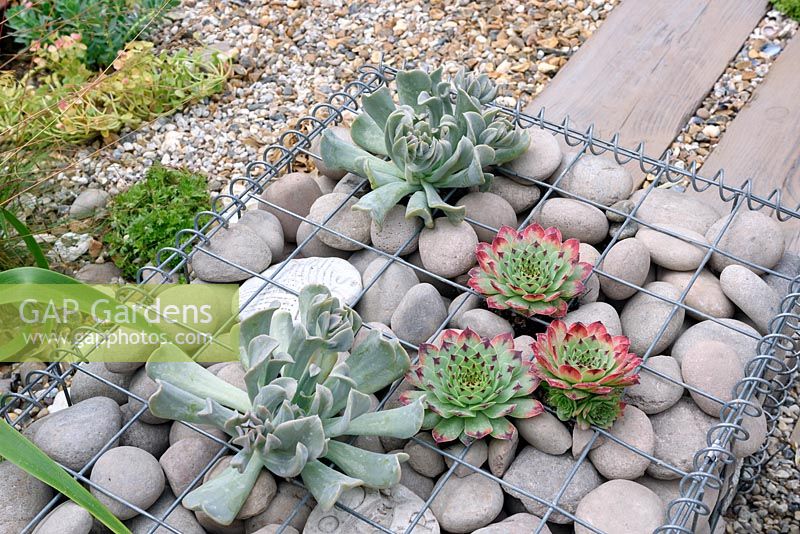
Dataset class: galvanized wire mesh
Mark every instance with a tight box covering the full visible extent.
[2,63,799,534]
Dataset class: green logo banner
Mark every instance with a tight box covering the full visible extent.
[0,283,239,363]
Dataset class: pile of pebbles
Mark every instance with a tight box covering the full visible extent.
[4,124,797,534]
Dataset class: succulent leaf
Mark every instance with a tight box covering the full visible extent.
[324,440,407,489]
[243,335,287,400]
[148,380,236,434]
[481,116,530,164]
[453,68,498,106]
[320,128,400,182]
[401,328,543,444]
[353,181,421,228]
[182,452,263,526]
[321,389,373,437]
[468,224,594,319]
[239,308,278,366]
[360,86,397,131]
[261,443,311,478]
[532,320,641,429]
[338,396,425,438]
[146,344,251,413]
[320,363,357,417]
[405,189,434,228]
[395,69,434,112]
[350,112,387,156]
[301,460,364,511]
[344,329,411,396]
[432,416,464,443]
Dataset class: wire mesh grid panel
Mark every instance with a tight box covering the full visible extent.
[2,64,799,534]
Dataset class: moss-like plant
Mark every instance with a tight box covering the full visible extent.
[146,285,425,523]
[771,0,800,20]
[321,68,529,228]
[105,164,209,279]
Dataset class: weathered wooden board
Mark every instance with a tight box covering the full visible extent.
[526,0,767,151]
[690,35,800,254]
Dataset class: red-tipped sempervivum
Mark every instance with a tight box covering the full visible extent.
[399,328,543,444]
[467,224,593,318]
[531,320,642,429]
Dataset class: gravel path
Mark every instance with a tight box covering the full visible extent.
[727,380,800,534]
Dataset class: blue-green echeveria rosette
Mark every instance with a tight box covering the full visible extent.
[319,68,529,229]
[399,328,543,444]
[144,284,425,525]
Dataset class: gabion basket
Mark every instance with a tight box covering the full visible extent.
[3,64,799,534]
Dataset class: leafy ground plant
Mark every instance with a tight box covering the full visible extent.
[6,0,180,69]
[146,285,424,523]
[105,164,209,279]
[0,39,230,147]
[772,0,800,19]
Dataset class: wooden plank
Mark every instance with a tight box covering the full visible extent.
[526,0,767,151]
[689,35,800,254]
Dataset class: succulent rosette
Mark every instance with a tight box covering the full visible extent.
[145,285,424,523]
[467,224,593,318]
[531,320,642,429]
[320,68,529,228]
[399,328,544,444]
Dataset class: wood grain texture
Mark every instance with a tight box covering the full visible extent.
[526,0,767,151]
[689,35,800,254]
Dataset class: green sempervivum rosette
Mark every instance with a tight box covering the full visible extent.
[543,388,625,430]
[320,68,529,228]
[468,224,593,318]
[531,320,642,429]
[399,328,543,444]
[145,285,425,524]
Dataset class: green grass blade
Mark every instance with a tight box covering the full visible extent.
[0,208,49,269]
[0,420,131,534]
[0,266,80,285]
[0,268,164,363]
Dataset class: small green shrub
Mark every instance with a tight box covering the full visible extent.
[0,39,231,148]
[105,164,209,279]
[772,0,800,19]
[6,0,180,69]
